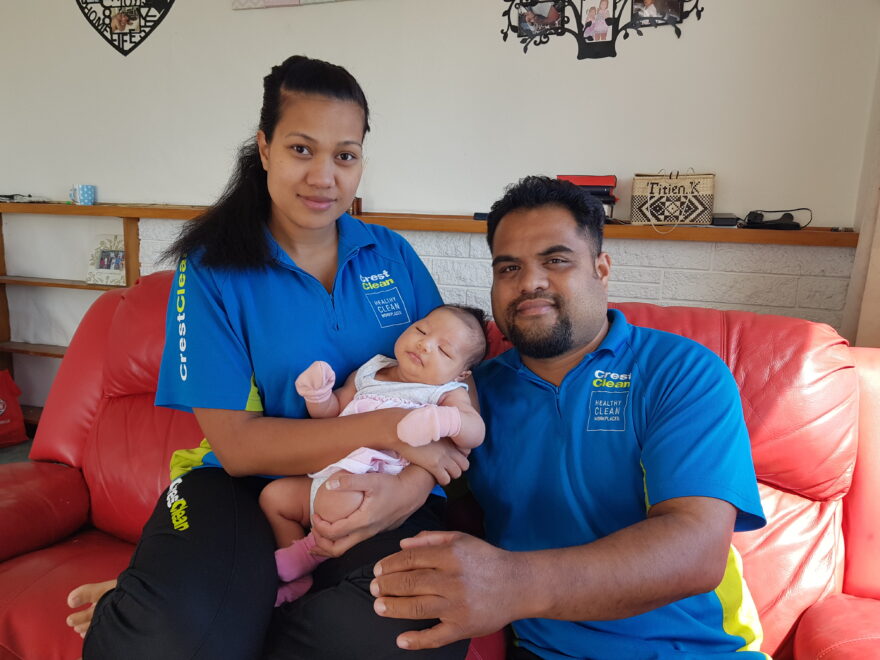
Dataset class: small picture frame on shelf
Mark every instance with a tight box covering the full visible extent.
[86,234,126,286]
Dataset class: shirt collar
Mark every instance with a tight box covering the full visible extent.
[336,212,377,256]
[263,213,377,269]
[598,308,630,357]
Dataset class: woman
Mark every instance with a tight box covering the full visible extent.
[66,55,472,660]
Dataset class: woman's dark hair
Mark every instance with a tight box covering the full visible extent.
[163,55,370,269]
[485,175,605,257]
[434,304,489,369]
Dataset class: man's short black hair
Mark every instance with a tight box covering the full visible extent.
[486,175,605,256]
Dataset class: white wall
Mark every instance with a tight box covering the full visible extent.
[841,47,880,341]
[2,0,879,219]
[3,0,880,405]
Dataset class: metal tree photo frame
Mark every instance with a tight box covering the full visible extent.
[501,0,704,60]
[232,0,358,9]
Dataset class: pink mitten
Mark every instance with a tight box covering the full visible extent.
[295,361,336,403]
[396,405,462,447]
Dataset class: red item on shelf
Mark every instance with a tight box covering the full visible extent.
[556,174,618,187]
[0,370,27,447]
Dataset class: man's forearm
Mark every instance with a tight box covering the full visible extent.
[507,498,735,622]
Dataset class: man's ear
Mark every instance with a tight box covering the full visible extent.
[256,131,270,172]
[455,369,472,382]
[595,252,611,285]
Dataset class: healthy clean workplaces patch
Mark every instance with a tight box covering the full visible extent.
[365,287,411,328]
[587,370,632,432]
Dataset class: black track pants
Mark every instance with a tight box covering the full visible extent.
[84,468,468,660]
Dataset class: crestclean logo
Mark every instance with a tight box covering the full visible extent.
[175,258,188,382]
[166,477,190,531]
[360,269,395,290]
[592,370,632,389]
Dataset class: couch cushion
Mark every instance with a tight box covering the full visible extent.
[0,530,134,660]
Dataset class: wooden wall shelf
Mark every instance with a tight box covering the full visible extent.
[0,202,203,220]
[0,342,66,359]
[0,275,121,291]
[0,202,860,248]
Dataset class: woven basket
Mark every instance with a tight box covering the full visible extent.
[630,171,715,225]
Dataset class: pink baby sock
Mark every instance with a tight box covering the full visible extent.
[275,575,313,607]
[275,532,327,582]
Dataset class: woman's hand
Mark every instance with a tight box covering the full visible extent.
[394,437,470,486]
[310,467,434,557]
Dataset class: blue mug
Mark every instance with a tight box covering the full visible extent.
[69,185,97,205]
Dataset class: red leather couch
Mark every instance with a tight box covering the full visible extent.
[0,271,878,660]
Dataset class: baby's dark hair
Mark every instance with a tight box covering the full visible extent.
[433,304,489,370]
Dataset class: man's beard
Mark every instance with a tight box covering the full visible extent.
[504,294,573,359]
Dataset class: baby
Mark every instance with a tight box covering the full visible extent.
[259,304,488,604]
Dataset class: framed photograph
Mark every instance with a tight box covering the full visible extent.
[86,234,127,286]
[581,0,613,42]
[110,7,141,33]
[517,1,565,37]
[631,0,682,27]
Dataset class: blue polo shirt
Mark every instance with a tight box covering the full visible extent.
[156,214,443,478]
[471,309,767,660]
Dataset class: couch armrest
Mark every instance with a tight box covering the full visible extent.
[794,593,880,658]
[0,461,90,562]
[845,347,880,598]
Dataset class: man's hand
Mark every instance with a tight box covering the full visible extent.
[370,531,522,651]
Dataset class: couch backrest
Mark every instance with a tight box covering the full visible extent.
[35,273,861,657]
[488,302,859,658]
[32,271,203,543]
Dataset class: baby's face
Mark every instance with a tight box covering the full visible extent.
[393,308,476,385]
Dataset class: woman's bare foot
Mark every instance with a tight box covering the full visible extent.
[66,580,117,638]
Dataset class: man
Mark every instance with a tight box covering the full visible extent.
[370,176,767,659]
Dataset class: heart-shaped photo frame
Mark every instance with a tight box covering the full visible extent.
[76,0,175,56]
